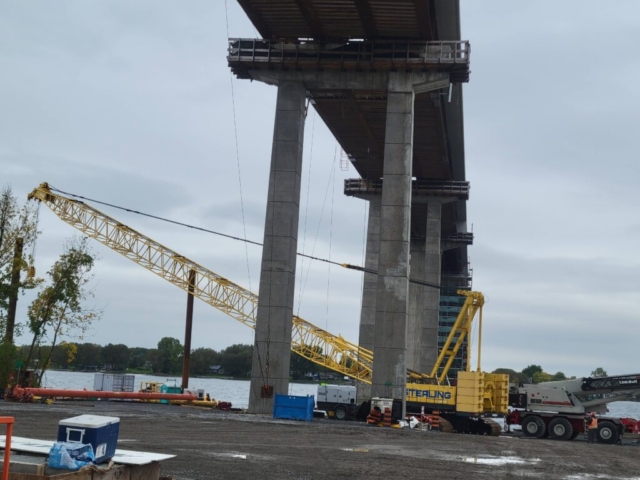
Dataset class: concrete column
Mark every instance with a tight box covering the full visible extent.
[420,201,442,374]
[372,72,414,410]
[406,237,425,372]
[248,81,306,414]
[356,197,380,402]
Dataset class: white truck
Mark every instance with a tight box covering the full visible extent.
[316,384,358,420]
[507,374,640,443]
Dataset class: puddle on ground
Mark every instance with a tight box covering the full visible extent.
[207,452,247,460]
[564,475,640,480]
[462,455,541,466]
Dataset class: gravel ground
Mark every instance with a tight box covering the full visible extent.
[2,401,639,480]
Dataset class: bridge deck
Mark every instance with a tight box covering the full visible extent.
[237,0,436,41]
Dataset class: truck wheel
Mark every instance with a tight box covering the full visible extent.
[549,417,573,440]
[522,415,546,438]
[334,406,348,421]
[597,421,619,444]
[569,430,580,440]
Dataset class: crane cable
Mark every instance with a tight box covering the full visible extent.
[44,185,445,291]
[296,110,316,317]
[223,0,252,293]
[224,0,268,397]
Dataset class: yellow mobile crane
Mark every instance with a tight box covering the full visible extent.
[28,183,507,433]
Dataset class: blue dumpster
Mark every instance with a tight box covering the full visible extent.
[273,394,314,421]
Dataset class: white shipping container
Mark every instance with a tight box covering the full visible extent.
[92,373,135,392]
[93,373,104,391]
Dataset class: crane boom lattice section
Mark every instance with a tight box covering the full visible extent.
[28,183,373,382]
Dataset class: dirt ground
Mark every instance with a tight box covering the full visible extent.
[2,401,639,480]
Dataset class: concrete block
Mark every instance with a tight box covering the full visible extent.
[372,347,407,400]
[380,175,412,207]
[361,286,378,310]
[358,305,376,334]
[377,242,409,278]
[388,71,414,93]
[270,170,302,204]
[274,110,305,143]
[253,306,293,341]
[425,253,440,272]
[257,270,295,308]
[374,311,409,349]
[259,236,296,267]
[365,244,380,261]
[386,91,414,114]
[375,274,409,311]
[356,381,372,404]
[275,81,306,112]
[381,144,412,176]
[263,201,300,239]
[272,141,304,174]
[412,72,450,94]
[380,207,411,242]
[384,112,413,145]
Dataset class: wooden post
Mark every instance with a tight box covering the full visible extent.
[181,269,196,392]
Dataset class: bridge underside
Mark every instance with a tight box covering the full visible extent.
[231,0,472,414]
[237,0,438,41]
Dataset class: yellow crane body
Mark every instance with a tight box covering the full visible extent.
[29,182,507,422]
[28,183,372,381]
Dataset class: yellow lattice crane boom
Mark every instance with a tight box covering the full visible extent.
[28,183,373,382]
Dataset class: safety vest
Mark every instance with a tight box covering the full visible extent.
[587,417,598,430]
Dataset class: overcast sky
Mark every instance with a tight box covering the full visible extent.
[1,1,639,378]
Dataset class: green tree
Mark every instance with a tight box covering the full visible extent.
[24,237,100,384]
[74,343,103,368]
[49,344,67,368]
[190,348,220,375]
[102,343,130,371]
[146,349,160,373]
[532,371,553,384]
[156,337,183,374]
[552,371,567,381]
[219,344,252,377]
[290,346,322,380]
[492,368,529,384]
[522,364,543,381]
[128,347,149,370]
[591,367,608,378]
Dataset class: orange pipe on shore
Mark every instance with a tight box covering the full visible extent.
[13,387,197,401]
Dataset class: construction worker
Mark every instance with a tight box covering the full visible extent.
[586,412,598,444]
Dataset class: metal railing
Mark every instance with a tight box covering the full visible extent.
[229,38,469,64]
[228,38,470,81]
[344,178,470,200]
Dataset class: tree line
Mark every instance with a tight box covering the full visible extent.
[493,364,608,384]
[14,337,338,380]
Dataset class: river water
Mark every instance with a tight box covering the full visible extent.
[41,370,640,418]
[42,370,318,409]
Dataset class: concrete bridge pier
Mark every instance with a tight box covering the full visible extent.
[248,80,307,414]
[406,236,426,372]
[420,201,442,374]
[356,197,380,403]
[371,72,416,414]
